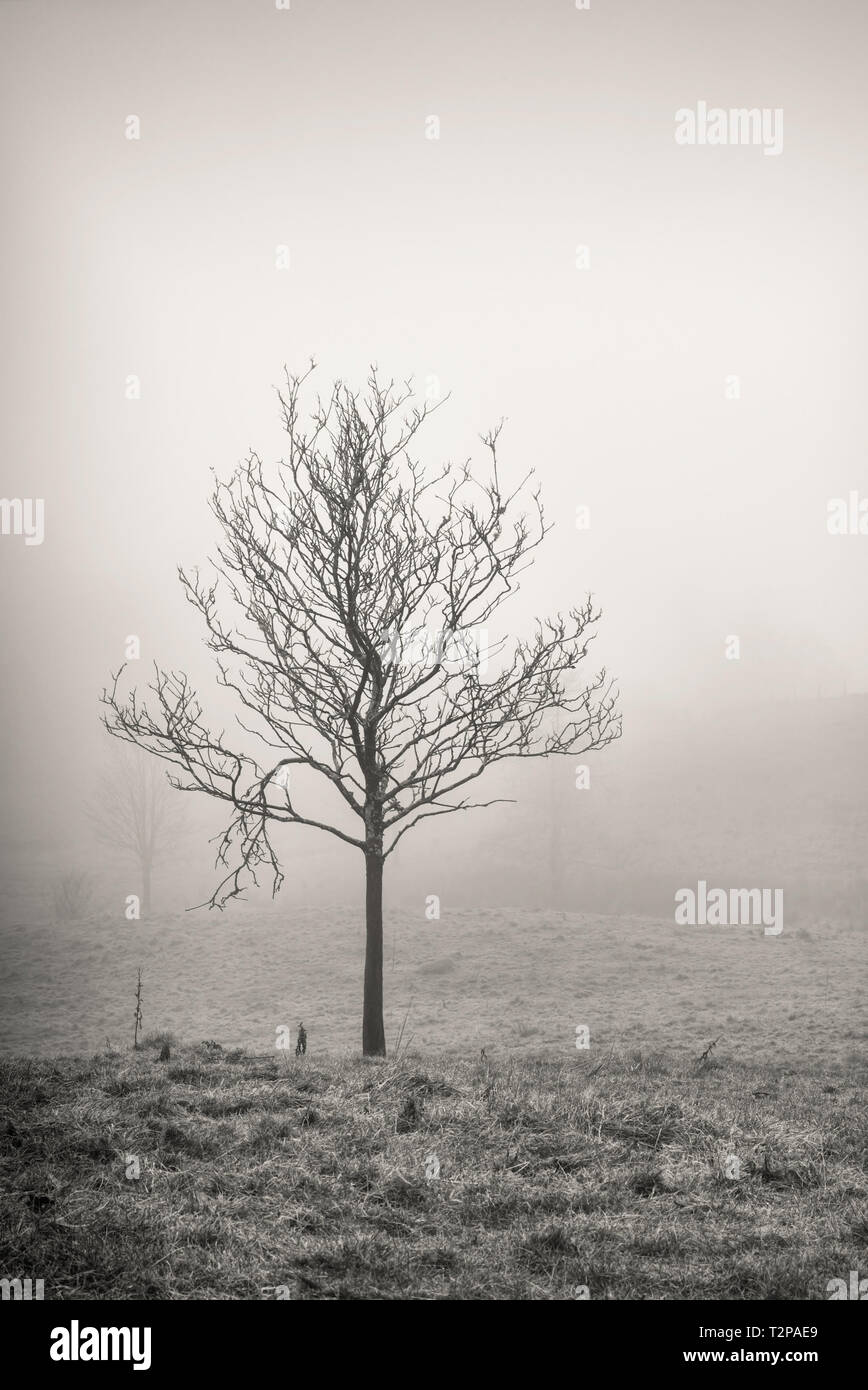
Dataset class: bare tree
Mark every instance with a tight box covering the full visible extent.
[101,365,620,1055]
[86,745,185,916]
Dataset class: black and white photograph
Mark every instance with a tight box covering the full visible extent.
[1,0,866,1346]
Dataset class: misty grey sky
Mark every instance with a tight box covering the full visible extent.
[1,0,866,850]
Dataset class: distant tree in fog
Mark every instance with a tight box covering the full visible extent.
[100,364,620,1055]
[85,746,185,917]
[52,871,95,924]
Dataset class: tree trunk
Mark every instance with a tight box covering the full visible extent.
[363,850,386,1057]
[142,860,152,918]
[548,719,566,911]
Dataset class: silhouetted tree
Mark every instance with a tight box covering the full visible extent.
[101,365,620,1055]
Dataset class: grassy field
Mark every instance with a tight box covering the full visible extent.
[1,905,866,1066]
[1,1040,866,1300]
[3,902,865,1299]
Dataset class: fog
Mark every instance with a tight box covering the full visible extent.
[2,0,866,920]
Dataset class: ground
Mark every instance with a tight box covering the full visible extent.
[1,1042,866,1300]
[0,906,865,1064]
[2,906,865,1298]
